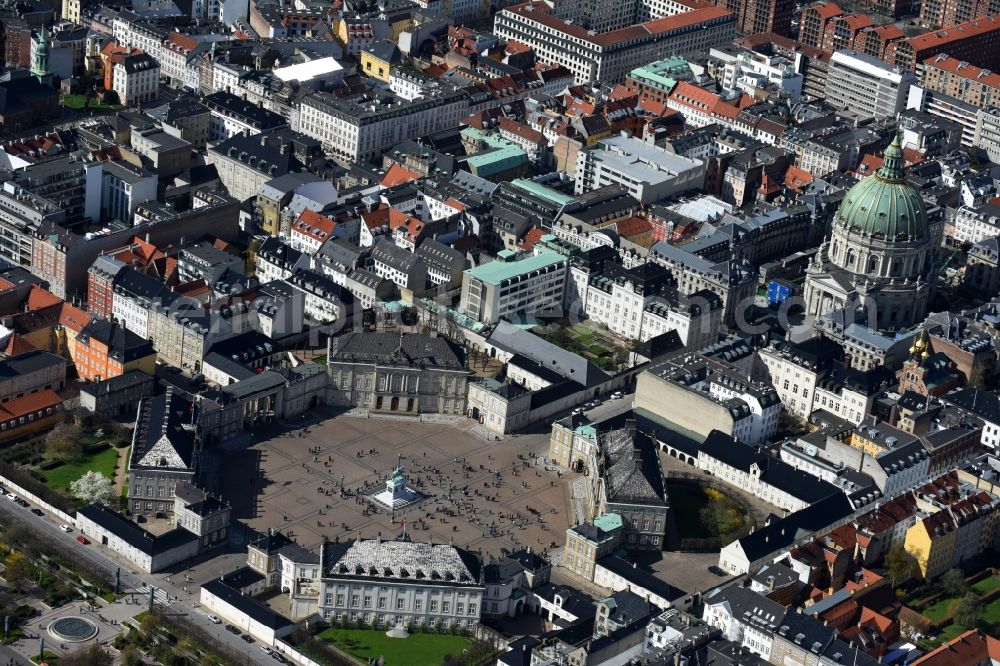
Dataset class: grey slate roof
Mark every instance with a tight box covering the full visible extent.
[601,426,666,505]
[78,505,198,556]
[131,388,197,473]
[487,321,609,387]
[330,332,465,370]
[0,350,65,379]
[372,238,421,272]
[322,538,481,585]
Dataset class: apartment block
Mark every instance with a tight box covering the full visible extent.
[493,2,736,85]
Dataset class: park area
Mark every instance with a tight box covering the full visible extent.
[0,419,130,511]
[903,570,1000,649]
[60,93,122,112]
[531,321,630,370]
[666,480,752,550]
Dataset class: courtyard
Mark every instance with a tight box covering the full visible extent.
[313,627,474,665]
[221,413,571,556]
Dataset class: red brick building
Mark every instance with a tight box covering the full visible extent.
[715,0,795,36]
[822,14,875,52]
[86,255,126,319]
[799,2,844,49]
[892,15,1000,71]
[920,0,1000,29]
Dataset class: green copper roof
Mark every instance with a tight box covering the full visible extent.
[510,178,576,206]
[628,57,691,92]
[836,135,928,241]
[463,249,565,286]
[594,513,623,532]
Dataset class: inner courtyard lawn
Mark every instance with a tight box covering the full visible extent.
[40,447,119,490]
[317,628,473,665]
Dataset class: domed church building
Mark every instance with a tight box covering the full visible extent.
[803,135,940,330]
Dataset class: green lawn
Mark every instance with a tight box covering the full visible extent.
[533,323,626,370]
[921,598,955,624]
[317,628,473,665]
[919,623,966,651]
[41,447,119,490]
[972,574,1000,596]
[983,596,1000,626]
[60,94,122,111]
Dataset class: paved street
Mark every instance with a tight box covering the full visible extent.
[0,498,271,665]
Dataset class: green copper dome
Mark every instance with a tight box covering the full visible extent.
[836,135,928,241]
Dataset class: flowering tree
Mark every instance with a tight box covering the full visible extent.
[70,471,114,506]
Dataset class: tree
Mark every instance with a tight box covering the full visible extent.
[70,471,114,506]
[953,592,983,628]
[45,422,82,462]
[884,546,919,586]
[140,611,161,637]
[3,552,33,593]
[119,645,142,666]
[940,568,968,597]
[57,644,113,666]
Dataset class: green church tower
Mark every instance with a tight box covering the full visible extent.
[31,27,53,87]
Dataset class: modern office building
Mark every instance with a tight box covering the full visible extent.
[825,50,914,119]
[459,250,568,324]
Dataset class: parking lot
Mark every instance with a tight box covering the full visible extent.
[222,415,572,557]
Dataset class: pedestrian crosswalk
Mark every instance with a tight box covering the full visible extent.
[135,584,176,607]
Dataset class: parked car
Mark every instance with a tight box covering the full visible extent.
[272,653,287,664]
[241,634,254,643]
[611,391,623,399]
[708,565,725,576]
[5,493,16,501]
[260,646,273,655]
[207,614,221,624]
[225,624,240,634]
[58,524,72,532]
[75,535,89,545]
[14,499,28,507]
[30,508,44,516]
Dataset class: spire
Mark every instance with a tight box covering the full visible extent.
[31,27,53,86]
[877,134,904,181]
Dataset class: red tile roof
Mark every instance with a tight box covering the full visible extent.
[58,303,91,334]
[380,163,421,188]
[389,209,426,239]
[498,116,544,143]
[0,389,61,420]
[361,204,390,229]
[165,31,199,52]
[614,216,653,238]
[295,209,337,243]
[26,286,62,311]
[505,39,532,54]
[812,2,843,18]
[908,15,1000,50]
[911,631,1000,666]
[856,154,883,175]
[784,165,813,191]
[517,227,545,250]
[504,2,731,47]
[924,53,1000,89]
[873,24,905,40]
[1,333,36,356]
